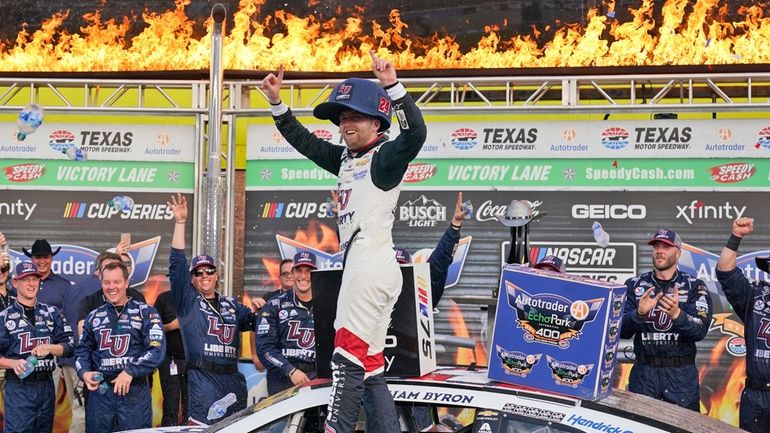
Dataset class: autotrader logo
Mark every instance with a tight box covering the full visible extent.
[601,127,630,150]
[566,414,633,433]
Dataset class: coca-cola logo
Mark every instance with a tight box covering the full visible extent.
[4,163,45,182]
[475,200,508,222]
[403,163,436,183]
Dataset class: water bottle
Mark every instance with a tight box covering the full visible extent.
[324,197,337,218]
[16,103,44,141]
[592,221,611,247]
[17,355,38,379]
[461,200,474,219]
[91,372,110,395]
[65,144,88,161]
[207,392,237,421]
[109,195,135,212]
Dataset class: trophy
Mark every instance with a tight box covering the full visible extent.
[496,200,546,265]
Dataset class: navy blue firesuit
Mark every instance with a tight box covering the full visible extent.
[717,267,770,432]
[621,270,712,411]
[427,225,460,308]
[169,248,254,424]
[0,301,74,433]
[256,290,316,395]
[75,298,165,433]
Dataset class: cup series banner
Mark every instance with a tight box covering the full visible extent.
[244,187,770,427]
[1,122,196,430]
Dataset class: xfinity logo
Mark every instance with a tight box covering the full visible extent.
[572,204,646,220]
[675,200,746,224]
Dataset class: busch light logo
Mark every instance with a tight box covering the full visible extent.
[600,127,630,150]
[545,355,594,388]
[450,128,478,150]
[495,345,541,378]
[48,129,77,153]
[756,126,770,150]
[507,281,604,348]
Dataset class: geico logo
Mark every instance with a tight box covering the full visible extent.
[87,203,173,220]
[547,247,617,266]
[284,202,317,218]
[571,204,646,219]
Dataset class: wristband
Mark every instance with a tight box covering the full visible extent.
[289,368,296,377]
[269,99,282,106]
[725,234,742,251]
[175,221,186,224]
[450,223,461,230]
[383,81,400,90]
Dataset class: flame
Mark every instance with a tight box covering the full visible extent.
[260,221,338,292]
[447,303,487,367]
[142,274,169,307]
[707,358,744,426]
[3,0,770,72]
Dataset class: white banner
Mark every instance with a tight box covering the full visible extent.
[0,123,195,162]
[248,118,770,160]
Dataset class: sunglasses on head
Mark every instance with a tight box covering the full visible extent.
[193,268,216,277]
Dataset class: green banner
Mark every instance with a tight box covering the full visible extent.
[246,158,768,189]
[0,159,194,190]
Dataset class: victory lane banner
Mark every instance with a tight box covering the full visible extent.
[246,158,769,190]
[0,159,194,191]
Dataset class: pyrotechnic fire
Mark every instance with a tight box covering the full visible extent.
[2,0,770,72]
[448,303,487,367]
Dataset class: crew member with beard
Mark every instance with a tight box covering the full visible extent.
[621,229,712,411]
[167,193,255,425]
[256,251,317,395]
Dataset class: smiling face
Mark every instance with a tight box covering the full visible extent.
[31,254,52,278]
[191,266,218,298]
[14,275,40,304]
[292,265,313,298]
[338,110,381,151]
[101,266,129,307]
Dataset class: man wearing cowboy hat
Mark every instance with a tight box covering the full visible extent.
[22,239,73,309]
[716,217,770,432]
